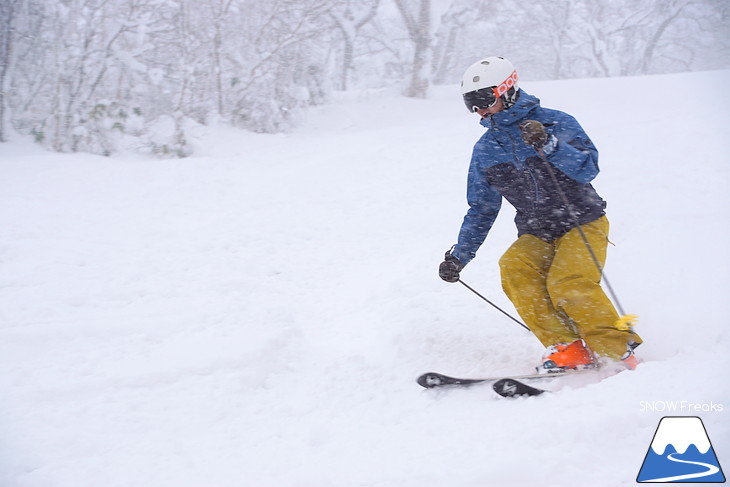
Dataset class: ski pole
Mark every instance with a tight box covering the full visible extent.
[536,148,628,317]
[457,279,531,331]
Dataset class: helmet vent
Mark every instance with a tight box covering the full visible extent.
[472,76,480,83]
[481,61,490,65]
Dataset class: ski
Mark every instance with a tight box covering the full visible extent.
[492,378,547,398]
[416,370,567,389]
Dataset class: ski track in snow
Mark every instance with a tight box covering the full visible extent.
[1,70,729,487]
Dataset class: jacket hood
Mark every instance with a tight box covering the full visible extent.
[479,90,541,128]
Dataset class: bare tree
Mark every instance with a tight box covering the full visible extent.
[224,0,334,132]
[393,0,432,98]
[431,4,469,85]
[573,0,695,77]
[328,0,380,90]
[207,0,235,117]
[0,0,22,142]
[639,1,688,73]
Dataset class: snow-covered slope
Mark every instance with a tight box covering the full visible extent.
[1,70,729,487]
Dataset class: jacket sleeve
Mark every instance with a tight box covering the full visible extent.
[544,113,599,183]
[450,157,502,266]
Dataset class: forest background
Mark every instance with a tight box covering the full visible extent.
[0,0,727,156]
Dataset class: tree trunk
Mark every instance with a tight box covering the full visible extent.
[0,0,21,142]
[394,0,431,98]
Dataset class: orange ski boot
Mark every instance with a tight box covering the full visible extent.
[538,339,596,374]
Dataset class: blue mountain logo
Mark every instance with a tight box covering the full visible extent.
[637,416,726,483]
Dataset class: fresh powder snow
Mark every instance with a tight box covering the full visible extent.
[1,70,729,487]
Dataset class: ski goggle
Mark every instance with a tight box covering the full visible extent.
[463,87,498,113]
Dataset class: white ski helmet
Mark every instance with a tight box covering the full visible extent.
[460,56,520,111]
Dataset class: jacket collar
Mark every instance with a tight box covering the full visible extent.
[479,90,540,128]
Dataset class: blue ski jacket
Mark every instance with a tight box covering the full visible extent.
[450,90,606,266]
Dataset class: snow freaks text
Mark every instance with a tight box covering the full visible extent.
[639,401,724,413]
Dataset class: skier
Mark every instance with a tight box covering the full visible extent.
[439,56,642,373]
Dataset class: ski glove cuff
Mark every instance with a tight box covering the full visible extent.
[439,251,464,283]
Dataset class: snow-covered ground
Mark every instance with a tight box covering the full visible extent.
[1,70,729,487]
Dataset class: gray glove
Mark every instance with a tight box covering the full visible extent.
[439,252,464,283]
[519,120,549,149]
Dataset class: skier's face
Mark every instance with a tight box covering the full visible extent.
[475,98,504,118]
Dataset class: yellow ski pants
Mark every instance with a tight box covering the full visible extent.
[498,216,642,360]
